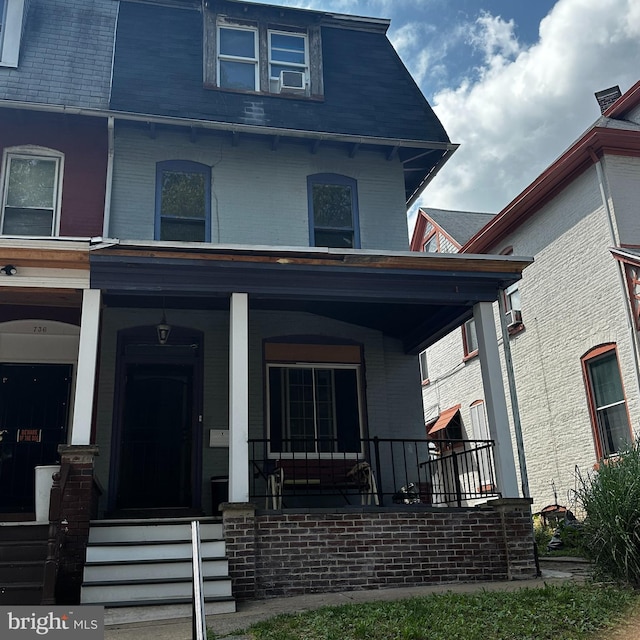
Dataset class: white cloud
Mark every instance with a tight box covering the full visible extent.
[390,22,442,87]
[468,11,521,66]
[421,0,640,217]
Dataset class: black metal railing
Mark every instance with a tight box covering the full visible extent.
[420,439,500,506]
[249,437,499,509]
[41,462,70,605]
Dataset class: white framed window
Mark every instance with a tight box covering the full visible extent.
[0,147,64,237]
[217,24,258,91]
[268,30,308,92]
[504,283,523,329]
[504,284,520,312]
[582,344,632,460]
[0,0,26,68]
[267,363,363,457]
[419,350,429,384]
[462,318,478,358]
[469,400,496,492]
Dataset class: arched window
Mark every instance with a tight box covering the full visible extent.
[155,160,211,242]
[307,173,360,249]
[581,343,632,459]
[1,146,64,236]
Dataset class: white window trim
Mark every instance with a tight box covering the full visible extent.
[0,145,65,237]
[0,0,26,68]
[419,349,428,384]
[216,23,259,92]
[463,318,478,357]
[266,362,364,459]
[268,29,309,88]
[504,282,521,311]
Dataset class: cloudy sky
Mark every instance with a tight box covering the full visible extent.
[253,0,640,232]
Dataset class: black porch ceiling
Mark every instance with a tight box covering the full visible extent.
[91,244,531,354]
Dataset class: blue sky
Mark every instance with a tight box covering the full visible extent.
[252,0,640,231]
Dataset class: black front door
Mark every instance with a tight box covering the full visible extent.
[0,363,71,514]
[116,363,195,510]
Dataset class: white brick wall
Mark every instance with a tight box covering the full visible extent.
[606,155,640,244]
[109,127,409,251]
[423,159,640,513]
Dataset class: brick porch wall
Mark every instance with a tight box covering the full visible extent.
[222,498,536,600]
[55,445,100,604]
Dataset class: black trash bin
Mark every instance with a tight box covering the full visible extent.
[210,476,229,516]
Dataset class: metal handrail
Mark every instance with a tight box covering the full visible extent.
[41,462,71,605]
[191,520,207,640]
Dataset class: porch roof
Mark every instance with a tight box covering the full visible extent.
[89,241,532,353]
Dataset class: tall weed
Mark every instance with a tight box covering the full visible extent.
[576,439,640,586]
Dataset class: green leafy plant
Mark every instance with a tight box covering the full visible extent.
[533,514,554,554]
[576,438,640,586]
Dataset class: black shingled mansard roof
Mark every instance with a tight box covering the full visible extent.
[109,0,457,205]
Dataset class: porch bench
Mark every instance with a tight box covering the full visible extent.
[266,459,379,509]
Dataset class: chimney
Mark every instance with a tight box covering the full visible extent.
[595,86,622,114]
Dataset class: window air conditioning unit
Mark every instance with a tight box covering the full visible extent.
[505,309,523,328]
[279,70,305,94]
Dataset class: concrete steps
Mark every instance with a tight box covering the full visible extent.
[81,518,235,623]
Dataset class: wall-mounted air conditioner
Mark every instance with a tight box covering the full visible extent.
[278,70,305,94]
[505,309,523,328]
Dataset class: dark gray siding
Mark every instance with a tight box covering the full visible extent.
[110,1,450,143]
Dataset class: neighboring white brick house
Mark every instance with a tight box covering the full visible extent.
[414,81,640,513]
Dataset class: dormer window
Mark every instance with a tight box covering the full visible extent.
[268,31,308,93]
[205,8,322,98]
[0,0,27,68]
[217,25,258,91]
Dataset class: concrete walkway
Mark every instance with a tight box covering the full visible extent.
[104,561,587,640]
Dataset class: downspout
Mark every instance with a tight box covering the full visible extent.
[102,116,115,238]
[497,293,530,498]
[589,148,640,395]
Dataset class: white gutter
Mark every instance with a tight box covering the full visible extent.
[102,116,115,237]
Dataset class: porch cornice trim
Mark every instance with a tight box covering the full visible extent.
[89,243,531,276]
[89,253,524,304]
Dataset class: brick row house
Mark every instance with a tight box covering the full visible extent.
[0,0,535,619]
[413,81,640,517]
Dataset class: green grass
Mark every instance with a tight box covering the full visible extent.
[212,583,639,640]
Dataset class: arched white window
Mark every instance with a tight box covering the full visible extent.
[1,146,64,237]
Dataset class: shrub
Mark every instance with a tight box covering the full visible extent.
[576,439,640,586]
[533,515,554,554]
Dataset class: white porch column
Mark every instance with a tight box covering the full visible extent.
[473,301,519,498]
[70,289,101,445]
[229,292,250,502]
